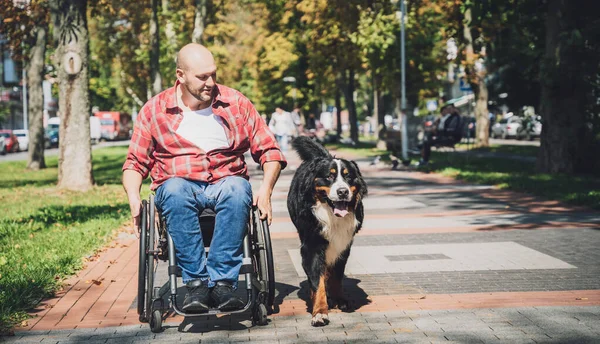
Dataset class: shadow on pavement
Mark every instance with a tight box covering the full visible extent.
[272,281,299,314]
[297,277,371,313]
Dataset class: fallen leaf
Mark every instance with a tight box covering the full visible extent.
[109,260,117,264]
[111,279,116,283]
[92,278,104,285]
[576,297,588,301]
[19,321,28,327]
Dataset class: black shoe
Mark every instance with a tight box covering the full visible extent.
[182,280,210,313]
[210,281,244,311]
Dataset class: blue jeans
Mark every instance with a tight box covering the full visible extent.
[155,176,252,287]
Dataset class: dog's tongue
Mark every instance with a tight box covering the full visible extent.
[333,202,348,217]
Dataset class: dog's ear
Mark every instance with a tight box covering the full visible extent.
[298,160,320,201]
[350,160,368,197]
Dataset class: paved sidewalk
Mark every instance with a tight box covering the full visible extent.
[2,148,599,343]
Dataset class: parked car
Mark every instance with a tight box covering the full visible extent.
[491,116,521,139]
[89,116,101,144]
[94,111,132,141]
[45,117,60,148]
[13,129,29,151]
[491,115,541,140]
[0,130,19,153]
[516,116,542,141]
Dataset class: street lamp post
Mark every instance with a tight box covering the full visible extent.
[283,76,296,108]
[393,0,408,161]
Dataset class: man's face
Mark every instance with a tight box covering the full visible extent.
[177,62,217,103]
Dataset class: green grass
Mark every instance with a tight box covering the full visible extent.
[460,143,539,157]
[325,140,388,160]
[0,146,135,333]
[423,151,600,210]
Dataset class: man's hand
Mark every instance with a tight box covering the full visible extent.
[255,161,282,226]
[253,186,273,225]
[123,169,144,237]
[128,194,142,234]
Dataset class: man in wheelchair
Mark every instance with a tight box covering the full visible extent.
[122,43,286,313]
[418,104,462,166]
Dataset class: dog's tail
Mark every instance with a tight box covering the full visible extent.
[291,136,331,161]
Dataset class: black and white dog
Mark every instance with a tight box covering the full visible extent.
[287,137,367,326]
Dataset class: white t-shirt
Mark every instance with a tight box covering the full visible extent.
[175,108,229,152]
[269,111,295,136]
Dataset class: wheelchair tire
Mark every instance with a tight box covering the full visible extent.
[144,195,157,323]
[137,200,149,322]
[253,303,268,326]
[150,309,163,333]
[253,209,275,312]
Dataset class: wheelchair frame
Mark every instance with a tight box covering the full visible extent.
[137,194,275,333]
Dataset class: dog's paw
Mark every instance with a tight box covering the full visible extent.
[336,298,350,311]
[311,313,330,327]
[328,297,350,311]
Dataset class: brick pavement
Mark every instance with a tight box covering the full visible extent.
[2,149,599,343]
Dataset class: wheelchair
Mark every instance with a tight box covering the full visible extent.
[137,194,275,333]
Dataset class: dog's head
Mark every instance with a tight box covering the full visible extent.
[313,158,367,217]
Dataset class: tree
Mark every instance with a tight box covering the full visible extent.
[351,3,398,147]
[50,0,94,191]
[192,0,208,43]
[150,0,162,96]
[536,0,599,173]
[0,0,49,170]
[294,0,366,143]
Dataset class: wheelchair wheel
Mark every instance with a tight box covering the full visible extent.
[150,309,163,333]
[252,303,268,326]
[144,195,157,324]
[252,208,275,312]
[137,200,149,322]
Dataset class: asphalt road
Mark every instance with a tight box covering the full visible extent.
[0,137,538,163]
[0,140,131,162]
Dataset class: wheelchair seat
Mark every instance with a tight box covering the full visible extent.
[198,208,215,247]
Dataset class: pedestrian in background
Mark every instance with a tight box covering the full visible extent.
[269,107,296,151]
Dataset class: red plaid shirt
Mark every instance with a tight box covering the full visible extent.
[122,82,287,190]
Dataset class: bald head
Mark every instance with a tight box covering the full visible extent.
[176,43,215,72]
[176,43,217,106]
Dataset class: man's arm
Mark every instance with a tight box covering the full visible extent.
[253,161,282,225]
[123,169,144,228]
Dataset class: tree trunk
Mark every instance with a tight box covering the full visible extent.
[474,77,489,147]
[26,26,47,170]
[342,69,359,143]
[150,0,162,96]
[462,7,489,147]
[192,0,207,43]
[335,87,342,138]
[373,71,386,149]
[162,0,177,56]
[51,0,93,191]
[536,0,588,173]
